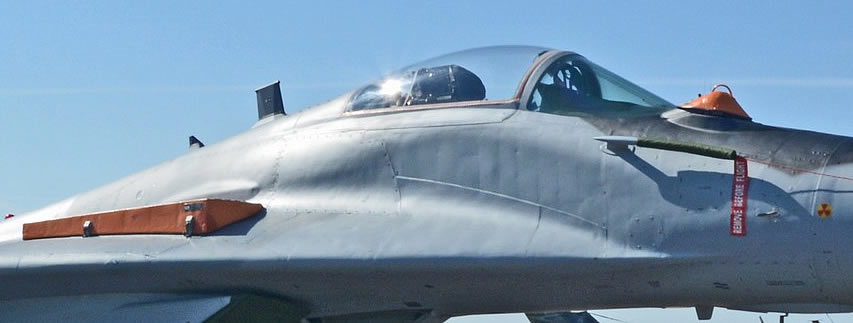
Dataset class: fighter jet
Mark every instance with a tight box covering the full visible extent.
[0,46,851,323]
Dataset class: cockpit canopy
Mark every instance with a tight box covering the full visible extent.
[348,46,545,111]
[349,64,485,111]
[346,46,673,116]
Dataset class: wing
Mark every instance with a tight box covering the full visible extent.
[0,294,233,323]
[526,312,601,323]
[0,293,447,323]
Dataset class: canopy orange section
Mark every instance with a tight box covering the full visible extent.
[681,84,751,120]
[22,199,263,240]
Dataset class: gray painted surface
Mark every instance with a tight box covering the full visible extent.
[0,47,851,322]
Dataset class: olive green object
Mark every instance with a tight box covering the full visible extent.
[637,137,737,160]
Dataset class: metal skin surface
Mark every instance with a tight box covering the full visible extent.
[0,48,852,322]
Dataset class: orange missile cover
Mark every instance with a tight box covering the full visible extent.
[681,84,751,120]
[22,199,263,240]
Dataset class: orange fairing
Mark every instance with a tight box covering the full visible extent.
[681,84,751,120]
[22,199,263,240]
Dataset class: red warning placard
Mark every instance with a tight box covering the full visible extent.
[730,156,749,236]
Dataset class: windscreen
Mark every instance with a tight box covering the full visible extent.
[528,54,673,117]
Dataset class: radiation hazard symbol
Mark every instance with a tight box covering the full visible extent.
[817,203,833,219]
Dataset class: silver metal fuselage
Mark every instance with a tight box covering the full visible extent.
[1,53,852,320]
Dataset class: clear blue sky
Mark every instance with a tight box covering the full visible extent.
[1,1,852,322]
